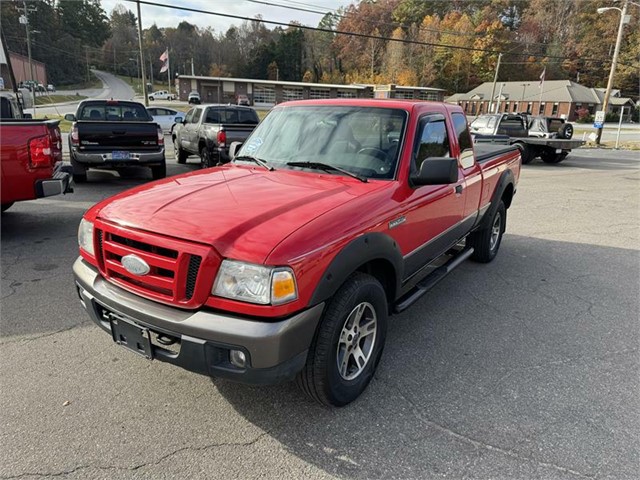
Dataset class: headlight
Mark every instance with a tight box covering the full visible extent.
[78,218,94,256]
[212,260,297,305]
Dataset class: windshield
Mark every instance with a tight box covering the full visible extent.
[237,105,407,180]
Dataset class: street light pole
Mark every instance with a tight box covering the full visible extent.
[136,0,148,106]
[489,53,502,114]
[595,0,629,145]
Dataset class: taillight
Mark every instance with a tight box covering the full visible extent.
[28,135,52,168]
[70,125,79,146]
[217,130,226,147]
[157,127,164,146]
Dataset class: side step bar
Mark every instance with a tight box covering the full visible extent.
[393,247,474,314]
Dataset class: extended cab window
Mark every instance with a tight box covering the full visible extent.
[79,103,150,121]
[184,109,195,124]
[451,112,474,169]
[192,109,202,124]
[414,115,450,172]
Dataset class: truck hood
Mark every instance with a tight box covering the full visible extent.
[95,165,385,263]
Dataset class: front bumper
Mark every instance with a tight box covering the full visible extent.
[71,148,165,166]
[73,258,324,384]
[35,165,74,198]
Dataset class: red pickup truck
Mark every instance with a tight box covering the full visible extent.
[73,99,520,406]
[1,94,73,212]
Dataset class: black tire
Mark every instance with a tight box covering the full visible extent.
[151,163,166,180]
[200,145,216,168]
[173,137,188,164]
[70,154,87,183]
[558,123,573,139]
[540,150,565,164]
[515,142,534,164]
[1,202,14,213]
[468,200,506,263]
[296,272,388,407]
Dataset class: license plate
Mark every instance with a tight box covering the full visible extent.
[112,151,131,160]
[110,316,153,359]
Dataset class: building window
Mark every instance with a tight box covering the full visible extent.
[526,102,532,114]
[504,102,510,112]
[310,88,330,99]
[588,104,595,114]
[513,103,518,113]
[337,90,356,98]
[552,102,559,115]
[394,90,414,99]
[282,87,303,101]
[253,84,276,105]
[418,91,439,101]
[479,102,484,114]
[539,102,545,115]
[471,103,476,115]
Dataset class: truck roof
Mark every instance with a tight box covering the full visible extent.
[277,98,461,111]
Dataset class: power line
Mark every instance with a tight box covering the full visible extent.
[126,0,622,65]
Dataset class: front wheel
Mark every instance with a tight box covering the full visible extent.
[296,272,387,407]
[468,200,506,263]
[174,138,188,164]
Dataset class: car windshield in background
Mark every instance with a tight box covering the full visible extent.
[205,108,259,124]
[237,106,407,180]
[78,103,150,121]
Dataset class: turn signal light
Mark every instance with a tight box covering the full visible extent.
[70,125,80,146]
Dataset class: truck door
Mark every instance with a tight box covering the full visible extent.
[400,113,466,279]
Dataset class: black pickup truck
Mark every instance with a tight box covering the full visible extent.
[172,104,259,168]
[65,100,165,182]
[469,113,584,164]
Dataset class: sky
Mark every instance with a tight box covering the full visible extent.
[100,0,353,32]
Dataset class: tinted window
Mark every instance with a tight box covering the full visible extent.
[79,103,150,121]
[1,97,14,119]
[415,117,450,171]
[205,107,259,124]
[452,113,474,169]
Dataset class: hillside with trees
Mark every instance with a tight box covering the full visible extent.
[1,0,638,97]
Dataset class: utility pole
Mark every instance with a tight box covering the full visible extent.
[191,57,195,76]
[85,46,90,82]
[136,0,148,106]
[596,0,629,145]
[489,53,502,114]
[20,1,36,113]
[149,57,153,86]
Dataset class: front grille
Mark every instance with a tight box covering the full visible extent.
[186,255,202,300]
[94,220,217,308]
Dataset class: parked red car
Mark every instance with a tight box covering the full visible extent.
[1,93,72,212]
[73,99,520,405]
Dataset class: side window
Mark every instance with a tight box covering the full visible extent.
[192,108,202,124]
[414,115,450,172]
[451,113,474,169]
[184,109,195,124]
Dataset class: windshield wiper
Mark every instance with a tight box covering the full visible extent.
[286,161,367,183]
[234,155,274,171]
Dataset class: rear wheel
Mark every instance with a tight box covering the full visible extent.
[515,142,534,164]
[70,154,87,183]
[151,163,166,180]
[200,146,217,168]
[296,272,387,407]
[540,150,565,164]
[468,200,506,263]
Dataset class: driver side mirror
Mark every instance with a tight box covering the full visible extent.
[64,113,76,122]
[174,117,183,124]
[411,157,458,187]
[229,141,243,160]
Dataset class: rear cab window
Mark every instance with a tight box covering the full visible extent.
[205,107,259,124]
[79,102,150,121]
[413,114,451,173]
[451,112,475,169]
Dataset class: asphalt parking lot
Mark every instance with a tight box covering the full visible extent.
[1,149,638,479]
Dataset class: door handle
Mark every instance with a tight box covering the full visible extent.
[455,185,464,194]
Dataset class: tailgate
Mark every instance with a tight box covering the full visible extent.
[77,122,160,150]
[219,124,257,145]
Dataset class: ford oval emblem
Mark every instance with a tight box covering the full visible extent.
[121,254,150,276]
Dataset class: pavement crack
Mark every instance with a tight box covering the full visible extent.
[0,433,269,479]
[0,323,86,346]
[378,376,596,479]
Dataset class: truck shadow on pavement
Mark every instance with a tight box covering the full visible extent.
[212,235,639,479]
[524,151,639,171]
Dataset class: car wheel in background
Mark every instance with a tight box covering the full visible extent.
[151,163,166,180]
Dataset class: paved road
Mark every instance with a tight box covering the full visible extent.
[27,70,135,117]
[1,151,639,479]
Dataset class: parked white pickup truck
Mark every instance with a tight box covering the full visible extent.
[148,90,175,101]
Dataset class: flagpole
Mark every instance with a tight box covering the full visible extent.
[167,48,172,95]
[538,68,545,115]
